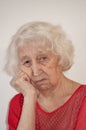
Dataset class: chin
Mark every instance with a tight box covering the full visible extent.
[35,84,53,91]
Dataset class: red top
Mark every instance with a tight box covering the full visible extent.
[8,85,86,130]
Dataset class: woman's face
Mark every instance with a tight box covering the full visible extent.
[18,42,62,90]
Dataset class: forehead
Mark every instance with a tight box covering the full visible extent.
[18,38,53,55]
[20,42,49,51]
[18,42,53,60]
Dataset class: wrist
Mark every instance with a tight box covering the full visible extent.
[24,93,37,104]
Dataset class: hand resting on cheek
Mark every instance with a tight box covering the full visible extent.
[10,70,39,99]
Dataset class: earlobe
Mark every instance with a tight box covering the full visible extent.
[56,55,63,71]
[56,54,60,64]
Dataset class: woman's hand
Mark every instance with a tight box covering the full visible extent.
[10,70,39,99]
[10,70,38,130]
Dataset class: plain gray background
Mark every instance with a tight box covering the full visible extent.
[0,0,86,129]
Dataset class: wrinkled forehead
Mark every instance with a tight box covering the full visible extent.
[17,36,53,54]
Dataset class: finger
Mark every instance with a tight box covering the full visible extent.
[16,69,24,77]
[10,78,14,87]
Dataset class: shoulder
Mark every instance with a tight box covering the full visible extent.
[78,84,86,108]
[77,84,86,94]
[8,93,24,128]
[81,84,86,88]
[80,84,86,91]
[76,84,86,100]
[72,84,86,104]
[9,93,23,111]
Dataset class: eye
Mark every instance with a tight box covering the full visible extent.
[38,56,48,62]
[23,60,31,67]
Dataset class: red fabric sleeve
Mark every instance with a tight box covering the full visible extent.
[8,94,23,130]
[75,96,86,130]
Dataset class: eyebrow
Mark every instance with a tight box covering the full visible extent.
[37,50,49,55]
[20,50,48,61]
[20,56,29,62]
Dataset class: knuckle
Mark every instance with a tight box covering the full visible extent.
[10,78,19,87]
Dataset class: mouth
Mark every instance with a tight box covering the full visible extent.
[34,79,47,85]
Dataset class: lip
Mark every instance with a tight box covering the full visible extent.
[35,79,46,84]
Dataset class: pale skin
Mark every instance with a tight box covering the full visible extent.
[11,42,80,130]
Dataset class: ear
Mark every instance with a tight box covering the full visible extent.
[56,55,63,71]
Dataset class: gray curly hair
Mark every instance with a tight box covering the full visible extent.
[4,21,74,76]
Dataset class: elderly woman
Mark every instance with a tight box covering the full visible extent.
[5,21,86,130]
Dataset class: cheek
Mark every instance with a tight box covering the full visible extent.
[45,63,58,74]
[20,65,32,77]
[42,64,58,80]
[43,64,61,81]
[46,66,59,85]
[46,62,62,74]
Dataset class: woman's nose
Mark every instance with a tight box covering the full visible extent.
[31,62,42,76]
